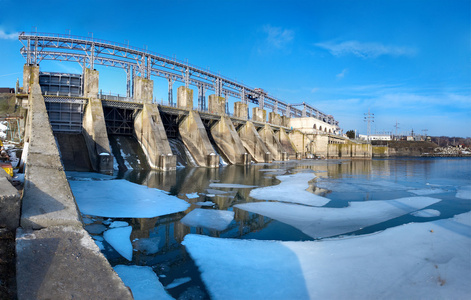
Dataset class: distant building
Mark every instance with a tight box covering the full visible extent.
[358,134,392,141]
[0,88,15,93]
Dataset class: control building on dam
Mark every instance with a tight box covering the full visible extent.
[17,32,371,174]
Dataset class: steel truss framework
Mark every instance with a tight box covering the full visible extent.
[19,32,338,127]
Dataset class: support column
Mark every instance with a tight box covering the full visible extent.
[134,104,176,171]
[82,68,113,174]
[211,116,250,165]
[133,76,153,104]
[208,94,226,115]
[177,86,193,110]
[252,107,266,123]
[238,121,271,163]
[179,111,219,168]
[167,76,174,106]
[278,129,297,160]
[268,112,282,126]
[234,102,248,119]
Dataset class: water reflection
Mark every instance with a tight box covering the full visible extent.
[81,158,471,299]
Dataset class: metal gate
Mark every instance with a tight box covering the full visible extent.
[44,96,87,133]
[103,107,136,135]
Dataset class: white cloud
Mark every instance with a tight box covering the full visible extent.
[336,68,348,79]
[0,29,18,40]
[315,40,416,59]
[262,25,294,49]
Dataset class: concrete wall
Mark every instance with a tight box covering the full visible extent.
[372,146,389,157]
[211,116,249,165]
[134,103,176,170]
[327,143,372,159]
[179,111,219,167]
[133,76,154,104]
[238,121,271,163]
[234,102,248,119]
[289,117,339,135]
[252,107,266,123]
[208,94,226,114]
[258,124,284,161]
[177,86,193,110]
[0,169,20,230]
[82,69,113,174]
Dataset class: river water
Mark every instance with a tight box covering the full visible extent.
[68,157,471,299]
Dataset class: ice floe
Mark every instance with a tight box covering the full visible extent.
[411,209,441,218]
[180,209,234,231]
[66,171,114,181]
[456,185,471,199]
[133,237,161,255]
[194,201,215,207]
[114,265,173,300]
[208,183,258,189]
[235,197,441,238]
[109,221,129,228]
[165,277,192,289]
[316,177,410,193]
[84,224,107,234]
[94,240,105,251]
[249,172,330,206]
[183,211,471,299]
[186,192,199,199]
[70,179,190,218]
[409,188,445,195]
[103,226,133,261]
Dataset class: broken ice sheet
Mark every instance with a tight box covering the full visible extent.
[208,183,258,188]
[456,185,471,199]
[316,177,410,193]
[408,188,446,196]
[180,209,234,231]
[114,265,173,300]
[235,197,440,238]
[166,277,191,289]
[183,212,471,300]
[103,226,133,261]
[186,192,199,199]
[70,179,190,218]
[249,172,330,206]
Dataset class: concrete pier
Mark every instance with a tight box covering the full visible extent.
[179,111,219,167]
[268,112,282,126]
[134,76,154,104]
[211,116,250,165]
[258,124,285,161]
[278,128,297,159]
[234,102,248,119]
[208,94,226,114]
[82,69,113,174]
[238,121,272,163]
[252,107,266,122]
[177,86,194,109]
[134,103,176,170]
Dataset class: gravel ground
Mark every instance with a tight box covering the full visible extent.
[0,228,16,299]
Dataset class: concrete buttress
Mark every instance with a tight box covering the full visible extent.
[179,111,219,167]
[211,116,250,165]
[134,103,176,170]
[278,129,297,159]
[238,121,272,163]
[259,124,285,161]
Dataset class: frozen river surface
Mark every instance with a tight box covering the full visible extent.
[68,157,471,299]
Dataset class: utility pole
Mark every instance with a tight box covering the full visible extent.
[364,109,374,141]
[394,121,400,140]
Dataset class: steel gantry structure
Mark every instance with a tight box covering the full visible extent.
[19,32,338,126]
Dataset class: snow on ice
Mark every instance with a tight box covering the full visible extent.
[114,265,173,300]
[408,188,446,196]
[235,197,440,238]
[70,179,190,218]
[456,185,471,199]
[183,211,471,300]
[186,192,199,199]
[180,209,234,231]
[103,226,133,261]
[249,172,330,206]
[410,209,441,218]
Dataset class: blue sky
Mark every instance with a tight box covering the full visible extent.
[0,0,469,137]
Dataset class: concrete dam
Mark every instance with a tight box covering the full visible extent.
[7,32,372,298]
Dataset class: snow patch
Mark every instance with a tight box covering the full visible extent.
[456,185,471,199]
